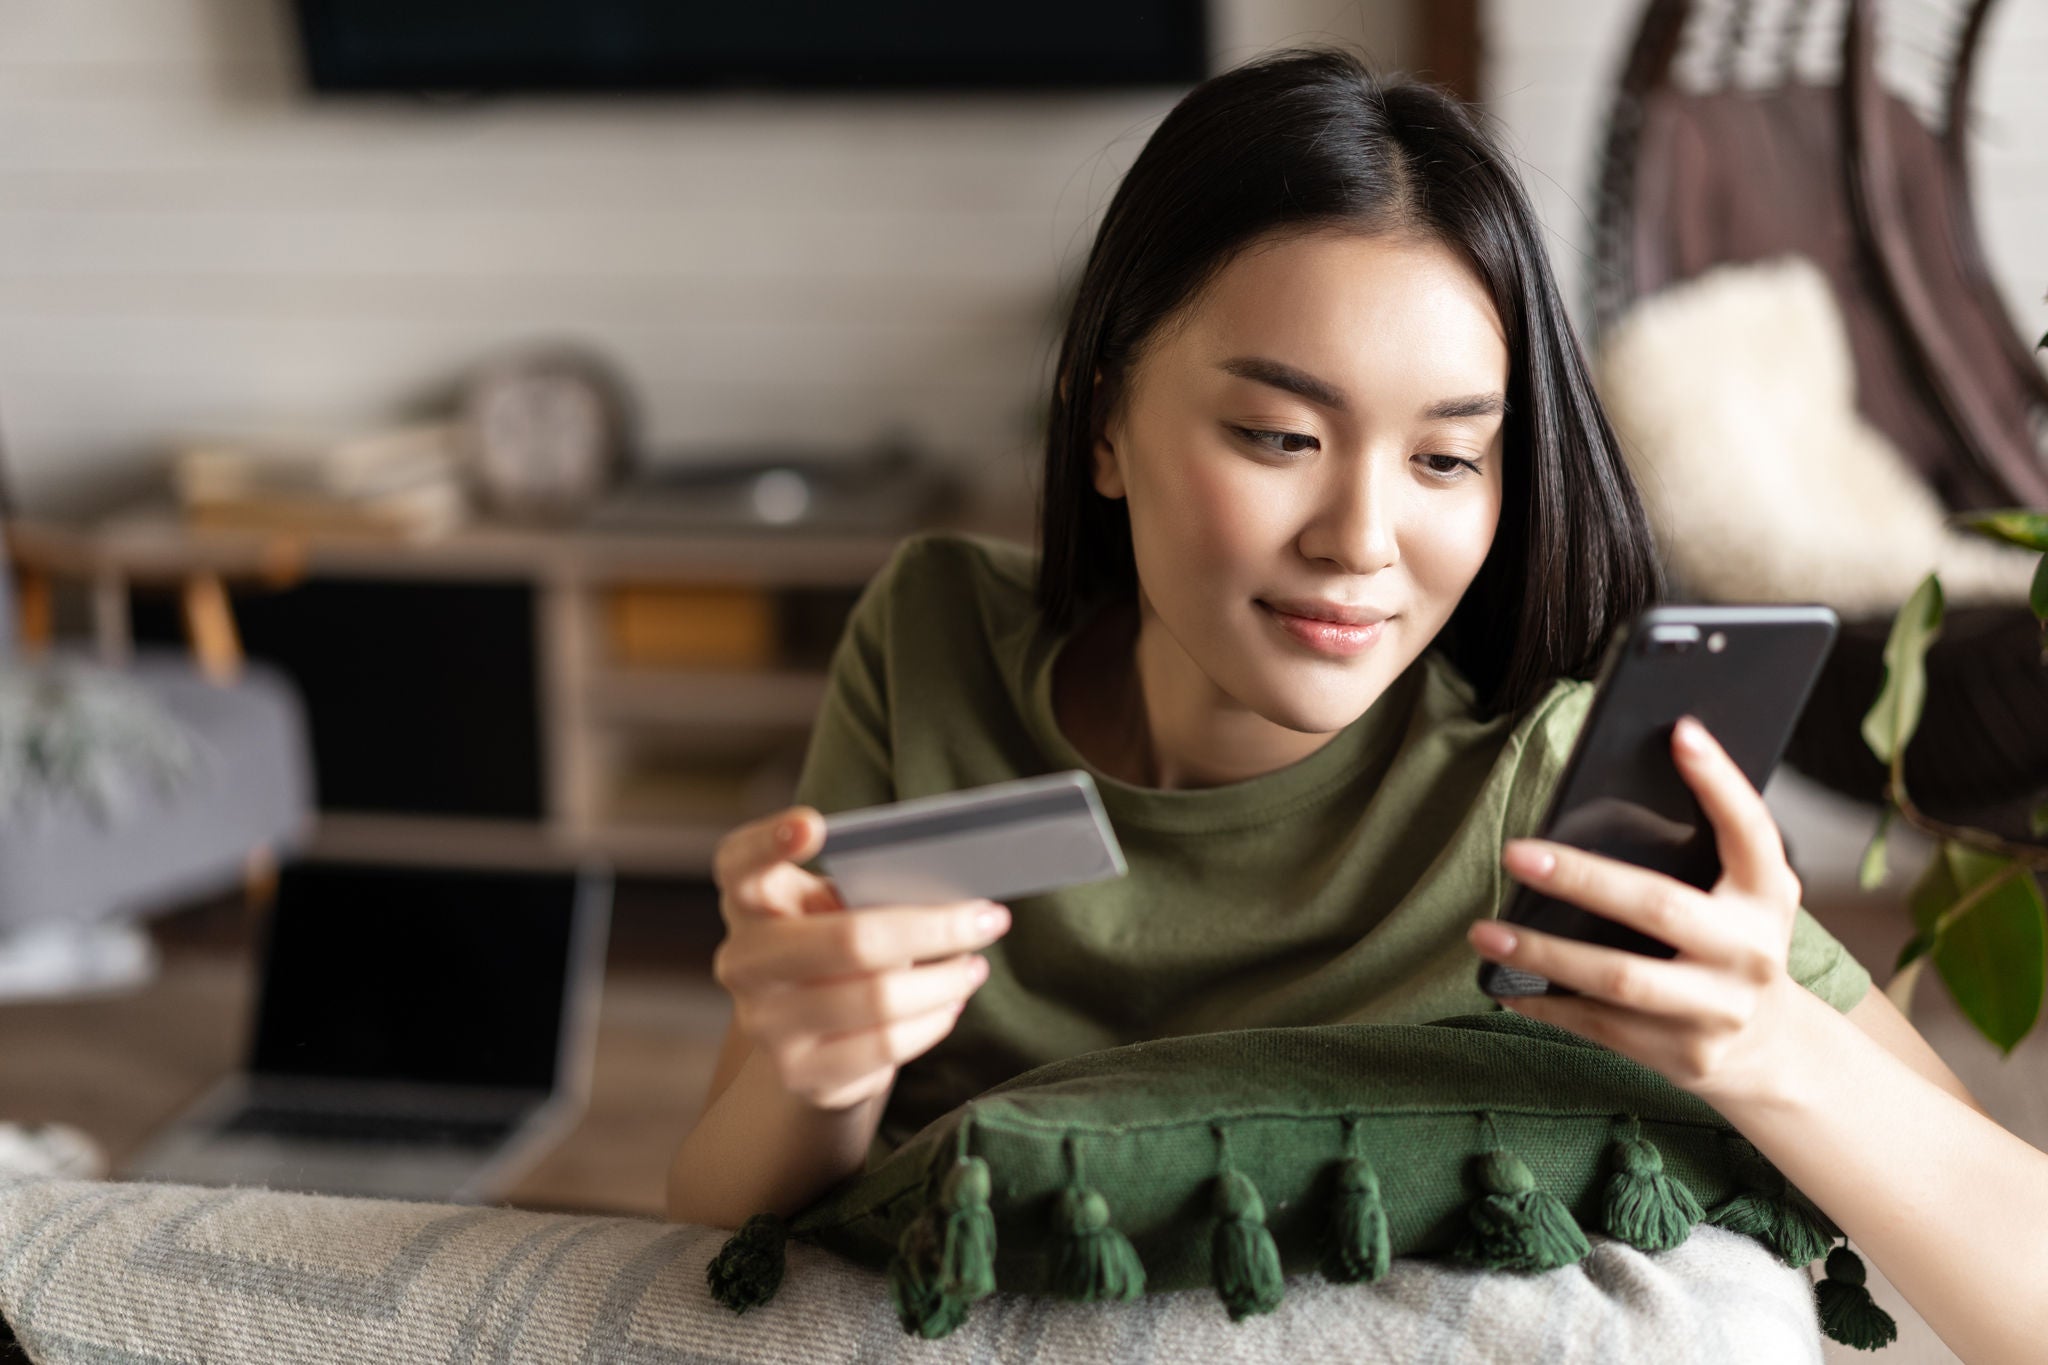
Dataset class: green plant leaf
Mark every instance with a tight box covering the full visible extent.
[1861,573,1944,767]
[1955,510,2048,552]
[2032,554,2048,624]
[1884,956,1926,1014]
[1858,807,1893,892]
[1892,927,1934,973]
[1909,844,2046,1054]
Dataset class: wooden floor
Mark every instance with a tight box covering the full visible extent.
[0,879,733,1217]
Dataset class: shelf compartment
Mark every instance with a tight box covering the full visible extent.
[310,810,730,877]
[585,668,828,729]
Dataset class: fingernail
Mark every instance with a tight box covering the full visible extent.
[1506,840,1556,878]
[1469,921,1518,957]
[976,904,1011,935]
[776,820,797,846]
[1675,716,1706,752]
[966,955,990,984]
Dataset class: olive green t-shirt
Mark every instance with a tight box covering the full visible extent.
[793,531,1871,1147]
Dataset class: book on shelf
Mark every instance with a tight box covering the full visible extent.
[173,424,468,539]
[183,479,468,539]
[605,584,779,669]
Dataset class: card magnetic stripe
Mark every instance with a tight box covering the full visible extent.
[821,789,1083,856]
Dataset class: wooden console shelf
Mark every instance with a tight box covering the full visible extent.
[24,504,1029,877]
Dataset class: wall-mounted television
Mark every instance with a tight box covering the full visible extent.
[292,0,1209,94]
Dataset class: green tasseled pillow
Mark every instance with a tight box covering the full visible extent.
[706,1011,1896,1351]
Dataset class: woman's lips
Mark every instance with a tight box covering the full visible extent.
[1258,601,1388,657]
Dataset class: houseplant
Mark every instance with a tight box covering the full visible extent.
[1859,506,2048,1051]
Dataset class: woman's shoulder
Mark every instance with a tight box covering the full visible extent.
[1409,650,1594,830]
[1512,671,1596,761]
[1490,668,1598,841]
[1414,648,1593,753]
[854,529,1041,638]
[883,529,1038,589]
[796,531,1043,816]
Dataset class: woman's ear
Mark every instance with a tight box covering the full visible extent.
[1078,367,1127,500]
[1091,430,1126,500]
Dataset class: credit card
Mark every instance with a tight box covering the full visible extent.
[818,770,1127,908]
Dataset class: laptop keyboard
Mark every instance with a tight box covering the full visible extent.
[217,1105,520,1150]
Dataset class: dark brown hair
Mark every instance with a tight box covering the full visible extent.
[1035,47,1663,719]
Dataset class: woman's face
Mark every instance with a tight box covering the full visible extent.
[1092,227,1509,735]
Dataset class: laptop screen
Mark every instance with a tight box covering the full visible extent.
[248,861,600,1092]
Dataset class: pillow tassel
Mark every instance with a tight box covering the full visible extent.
[1453,1116,1590,1273]
[1601,1115,1702,1252]
[705,1212,789,1313]
[1210,1126,1284,1320]
[937,1120,997,1302]
[1319,1115,1390,1284]
[1814,1243,1898,1350]
[1706,1175,1833,1266]
[1774,1197,1835,1268]
[887,1207,971,1339]
[1047,1135,1145,1303]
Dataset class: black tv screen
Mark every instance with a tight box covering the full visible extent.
[293,0,1209,93]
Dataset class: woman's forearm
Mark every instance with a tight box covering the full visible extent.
[1709,986,2048,1365]
[666,1047,891,1228]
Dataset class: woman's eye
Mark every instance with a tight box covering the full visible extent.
[1233,426,1318,457]
[1420,453,1480,479]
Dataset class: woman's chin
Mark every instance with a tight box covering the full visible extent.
[1232,637,1404,728]
[1239,672,1396,736]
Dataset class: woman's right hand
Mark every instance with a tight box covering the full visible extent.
[710,804,1011,1112]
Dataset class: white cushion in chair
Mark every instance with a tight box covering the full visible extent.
[1594,255,2039,613]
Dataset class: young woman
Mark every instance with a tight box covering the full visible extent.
[669,48,2048,1362]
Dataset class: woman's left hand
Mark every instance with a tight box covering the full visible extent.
[1466,714,1809,1106]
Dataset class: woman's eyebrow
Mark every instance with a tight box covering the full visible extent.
[1422,393,1507,420]
[1216,356,1505,423]
[1216,355,1349,412]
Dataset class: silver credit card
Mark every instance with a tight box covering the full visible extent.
[819,770,1127,908]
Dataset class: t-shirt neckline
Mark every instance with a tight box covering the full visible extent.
[1023,594,1425,834]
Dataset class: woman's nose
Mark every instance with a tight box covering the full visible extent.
[1300,466,1399,575]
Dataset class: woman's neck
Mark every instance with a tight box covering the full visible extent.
[1054,593,1340,790]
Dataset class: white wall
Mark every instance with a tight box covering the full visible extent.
[0,0,1412,516]
[1479,0,2048,345]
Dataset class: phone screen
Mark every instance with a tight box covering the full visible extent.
[1480,605,1838,997]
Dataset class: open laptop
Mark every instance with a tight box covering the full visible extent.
[124,859,611,1203]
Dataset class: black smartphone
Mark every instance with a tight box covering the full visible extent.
[1477,603,1839,998]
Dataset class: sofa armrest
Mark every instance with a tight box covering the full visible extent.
[0,1176,1829,1364]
